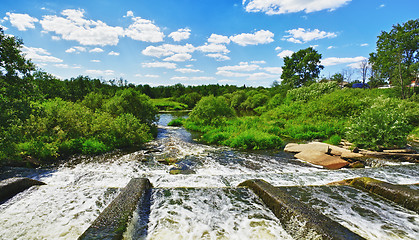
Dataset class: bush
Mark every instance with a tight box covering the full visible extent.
[189,95,235,125]
[286,81,339,102]
[325,134,342,146]
[346,97,412,150]
[111,113,152,148]
[168,118,184,127]
[82,138,110,154]
[226,130,283,150]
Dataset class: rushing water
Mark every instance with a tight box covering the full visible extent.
[0,113,418,240]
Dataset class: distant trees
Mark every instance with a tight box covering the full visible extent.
[281,47,324,88]
[369,19,419,98]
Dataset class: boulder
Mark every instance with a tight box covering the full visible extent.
[284,142,330,154]
[341,152,365,161]
[294,150,349,170]
[0,177,46,203]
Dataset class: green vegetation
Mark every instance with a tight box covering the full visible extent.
[168,118,184,127]
[150,98,188,111]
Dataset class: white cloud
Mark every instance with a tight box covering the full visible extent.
[327,46,335,49]
[125,14,164,42]
[277,50,294,58]
[125,11,134,17]
[40,9,124,46]
[0,24,8,30]
[208,34,231,44]
[263,67,282,74]
[6,12,38,31]
[218,62,260,72]
[171,76,215,81]
[108,51,120,56]
[360,43,369,47]
[242,0,351,15]
[321,56,366,66]
[206,53,230,61]
[168,28,191,41]
[142,43,195,57]
[230,30,274,46]
[283,28,337,43]
[176,68,202,73]
[142,61,177,69]
[22,46,63,63]
[85,69,115,75]
[54,64,69,68]
[275,46,282,51]
[247,72,278,80]
[91,60,101,62]
[144,74,159,78]
[51,36,60,41]
[163,53,192,62]
[65,46,86,53]
[89,47,104,53]
[216,70,249,78]
[197,43,229,53]
[379,4,385,8]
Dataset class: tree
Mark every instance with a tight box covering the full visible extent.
[330,73,344,83]
[369,19,419,98]
[281,47,324,88]
[358,59,371,88]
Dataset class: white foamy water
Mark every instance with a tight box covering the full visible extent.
[0,114,418,239]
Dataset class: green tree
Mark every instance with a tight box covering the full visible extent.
[330,73,344,83]
[369,19,419,98]
[281,47,324,88]
[189,95,235,125]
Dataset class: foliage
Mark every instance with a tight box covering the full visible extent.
[177,92,202,108]
[150,98,188,111]
[346,97,413,149]
[168,118,184,127]
[188,95,236,125]
[286,81,339,102]
[103,88,159,125]
[281,47,324,88]
[369,19,419,98]
[325,135,342,146]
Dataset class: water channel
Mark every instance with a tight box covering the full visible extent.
[0,113,418,239]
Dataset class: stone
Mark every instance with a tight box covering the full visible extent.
[0,177,46,203]
[294,150,349,170]
[341,152,365,161]
[349,161,365,168]
[284,142,330,154]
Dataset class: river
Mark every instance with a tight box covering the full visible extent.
[0,113,418,239]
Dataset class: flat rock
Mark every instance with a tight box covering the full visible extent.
[294,150,349,170]
[284,142,330,154]
[341,152,365,160]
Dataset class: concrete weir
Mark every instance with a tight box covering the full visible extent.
[239,179,365,240]
[79,178,152,240]
[0,177,45,203]
[335,177,419,213]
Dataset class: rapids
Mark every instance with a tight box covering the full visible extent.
[0,113,418,240]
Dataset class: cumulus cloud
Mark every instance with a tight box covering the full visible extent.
[327,46,335,50]
[163,53,192,62]
[176,68,202,73]
[217,62,260,72]
[85,69,115,75]
[251,60,266,64]
[321,56,366,66]
[263,67,282,74]
[171,76,215,81]
[144,74,159,78]
[283,28,337,43]
[169,28,191,41]
[108,51,120,56]
[197,43,229,53]
[89,47,104,53]
[247,72,278,80]
[22,46,63,63]
[125,13,164,42]
[206,53,230,61]
[90,59,101,62]
[6,12,38,31]
[142,43,195,58]
[40,9,124,46]
[360,43,369,47]
[208,34,231,44]
[277,50,294,58]
[65,46,86,53]
[230,30,274,46]
[142,61,177,69]
[54,64,69,68]
[242,0,352,15]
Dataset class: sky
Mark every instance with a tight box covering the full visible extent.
[1,0,418,87]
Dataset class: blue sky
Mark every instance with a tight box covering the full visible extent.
[1,0,418,87]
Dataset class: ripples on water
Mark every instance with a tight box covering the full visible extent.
[0,114,418,240]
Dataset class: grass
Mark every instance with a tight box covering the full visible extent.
[150,98,188,111]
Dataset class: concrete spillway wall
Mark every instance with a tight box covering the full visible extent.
[79,178,152,240]
[0,177,45,203]
[239,179,365,240]
[337,177,419,213]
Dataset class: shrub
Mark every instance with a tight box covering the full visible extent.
[325,134,342,146]
[189,95,235,125]
[226,130,283,150]
[286,81,339,102]
[168,118,184,127]
[111,113,152,148]
[17,140,58,160]
[346,97,412,150]
[82,138,110,154]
